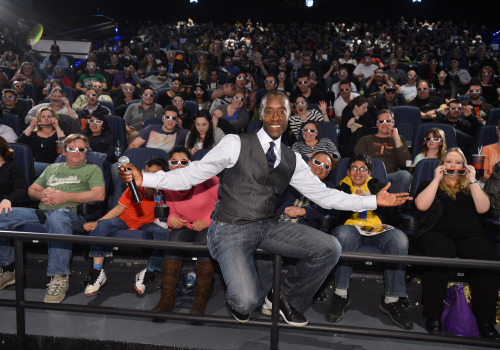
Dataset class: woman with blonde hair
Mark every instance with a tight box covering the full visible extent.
[18,107,64,177]
[413,128,447,165]
[412,148,499,339]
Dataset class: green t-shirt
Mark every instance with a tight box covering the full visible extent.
[77,73,107,89]
[36,162,105,212]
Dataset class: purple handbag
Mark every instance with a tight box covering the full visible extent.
[441,283,479,337]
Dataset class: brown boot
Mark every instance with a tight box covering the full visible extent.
[190,261,214,315]
[152,259,182,312]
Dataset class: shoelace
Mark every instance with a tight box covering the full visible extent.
[46,279,67,295]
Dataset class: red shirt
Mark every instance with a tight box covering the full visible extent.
[118,187,155,229]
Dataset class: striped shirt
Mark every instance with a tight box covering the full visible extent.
[289,109,324,138]
[291,138,341,159]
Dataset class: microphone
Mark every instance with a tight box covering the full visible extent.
[118,156,142,203]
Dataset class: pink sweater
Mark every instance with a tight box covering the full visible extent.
[164,176,219,228]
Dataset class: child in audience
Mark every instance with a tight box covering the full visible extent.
[413,128,447,165]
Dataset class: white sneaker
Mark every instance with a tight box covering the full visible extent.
[261,303,272,316]
[0,268,15,290]
[85,268,107,296]
[134,268,155,295]
[44,275,69,303]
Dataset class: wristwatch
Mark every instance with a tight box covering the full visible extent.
[467,179,478,185]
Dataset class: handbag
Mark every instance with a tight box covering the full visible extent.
[441,283,479,337]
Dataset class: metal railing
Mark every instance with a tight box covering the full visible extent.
[0,230,499,350]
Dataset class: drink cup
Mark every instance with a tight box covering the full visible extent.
[327,106,334,117]
[472,154,485,179]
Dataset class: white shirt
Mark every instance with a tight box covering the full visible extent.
[334,92,360,117]
[353,63,378,77]
[401,84,417,100]
[142,128,377,212]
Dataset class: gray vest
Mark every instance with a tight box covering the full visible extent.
[211,133,296,224]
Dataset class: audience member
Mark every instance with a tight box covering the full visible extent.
[185,110,224,156]
[479,119,500,182]
[128,105,188,153]
[123,87,164,142]
[291,120,340,159]
[83,157,169,296]
[0,134,105,303]
[326,153,412,330]
[83,111,117,162]
[413,128,447,165]
[153,146,218,316]
[339,95,375,157]
[412,148,499,339]
[354,109,412,194]
[18,107,65,177]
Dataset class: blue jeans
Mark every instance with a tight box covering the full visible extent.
[331,225,408,297]
[0,207,86,276]
[387,170,412,194]
[89,218,170,271]
[207,219,341,315]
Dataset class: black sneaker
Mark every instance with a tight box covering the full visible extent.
[379,296,413,329]
[231,308,250,323]
[325,293,351,322]
[265,290,308,327]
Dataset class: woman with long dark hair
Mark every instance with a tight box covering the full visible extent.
[83,111,117,161]
[185,110,224,156]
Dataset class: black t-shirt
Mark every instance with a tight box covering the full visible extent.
[156,92,173,108]
[409,95,445,112]
[435,188,484,239]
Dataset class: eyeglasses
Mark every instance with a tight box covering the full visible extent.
[295,102,307,106]
[297,81,309,85]
[142,94,154,98]
[417,87,429,91]
[448,107,462,111]
[87,65,97,68]
[308,73,316,77]
[85,94,97,98]
[375,73,383,76]
[389,61,397,65]
[253,56,262,59]
[340,88,351,92]
[171,82,180,87]
[438,73,447,77]
[65,147,88,153]
[376,120,393,125]
[233,96,244,102]
[424,137,442,142]
[365,59,372,62]
[147,55,154,58]
[194,90,204,94]
[172,99,184,103]
[54,69,64,73]
[349,166,369,173]
[123,88,133,92]
[158,67,167,70]
[311,158,331,171]
[236,76,247,81]
[443,169,468,176]
[88,119,104,125]
[224,58,232,61]
[163,115,178,121]
[265,80,276,84]
[302,129,317,134]
[496,127,500,131]
[481,72,492,75]
[168,160,190,166]
[332,63,339,66]
[339,72,348,75]
[13,85,24,89]
[469,89,481,94]
[451,61,458,64]
[278,74,286,78]
[430,62,438,65]
[2,95,16,99]
[407,74,416,78]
